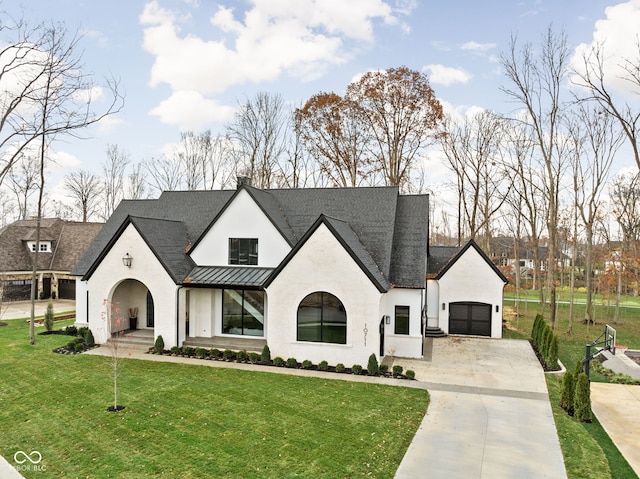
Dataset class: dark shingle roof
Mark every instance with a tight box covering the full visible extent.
[0,218,102,273]
[75,185,429,290]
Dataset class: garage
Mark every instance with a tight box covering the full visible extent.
[449,302,492,336]
[58,279,76,300]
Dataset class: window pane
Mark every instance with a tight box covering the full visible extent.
[228,238,258,265]
[395,306,409,335]
[242,290,264,336]
[298,292,322,341]
[228,238,239,264]
[223,289,243,334]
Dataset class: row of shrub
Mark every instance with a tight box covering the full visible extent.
[559,360,593,422]
[150,337,415,379]
[531,314,559,371]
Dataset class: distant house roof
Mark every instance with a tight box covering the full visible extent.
[0,218,103,273]
[428,240,508,283]
[73,185,429,290]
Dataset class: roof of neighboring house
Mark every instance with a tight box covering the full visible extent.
[428,240,508,283]
[73,185,429,290]
[0,218,103,273]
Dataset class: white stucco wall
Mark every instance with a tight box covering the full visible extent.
[425,279,439,328]
[74,280,89,327]
[84,224,179,347]
[379,288,424,358]
[266,223,383,366]
[437,246,505,338]
[189,189,291,267]
[189,288,215,338]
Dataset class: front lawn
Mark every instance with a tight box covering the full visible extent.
[0,319,428,478]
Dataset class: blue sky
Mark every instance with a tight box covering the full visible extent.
[4,0,639,203]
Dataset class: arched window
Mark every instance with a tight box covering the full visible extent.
[297,292,346,344]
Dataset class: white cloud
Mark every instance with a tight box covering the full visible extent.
[461,41,496,52]
[149,90,236,130]
[140,0,412,125]
[572,0,640,96]
[423,64,472,86]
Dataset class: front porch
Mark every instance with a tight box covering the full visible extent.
[183,335,267,353]
[108,328,155,348]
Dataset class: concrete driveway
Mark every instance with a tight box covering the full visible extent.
[392,336,567,478]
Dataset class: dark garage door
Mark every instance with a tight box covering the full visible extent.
[58,279,76,300]
[449,302,492,336]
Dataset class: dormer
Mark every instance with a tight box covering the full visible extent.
[26,240,52,253]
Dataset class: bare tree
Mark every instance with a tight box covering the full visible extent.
[126,163,146,200]
[101,144,130,220]
[440,110,510,249]
[572,41,640,170]
[500,27,571,329]
[6,154,39,219]
[227,91,288,188]
[296,92,373,187]
[64,170,102,221]
[142,155,182,196]
[346,66,443,188]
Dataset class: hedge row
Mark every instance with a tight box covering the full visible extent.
[531,314,559,371]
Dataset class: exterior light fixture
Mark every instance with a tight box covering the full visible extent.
[442,303,446,311]
[122,252,132,268]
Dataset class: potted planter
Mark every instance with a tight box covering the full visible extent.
[129,307,139,330]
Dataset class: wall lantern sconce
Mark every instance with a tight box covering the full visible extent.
[122,252,133,268]
[496,305,500,313]
[442,303,446,311]
[384,315,390,325]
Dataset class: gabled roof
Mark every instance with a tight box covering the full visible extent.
[428,239,508,283]
[79,216,194,283]
[0,218,103,273]
[264,215,390,292]
[74,185,429,290]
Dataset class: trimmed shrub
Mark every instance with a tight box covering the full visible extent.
[352,364,363,375]
[406,370,415,379]
[153,335,164,353]
[335,363,346,373]
[301,360,313,369]
[379,364,389,374]
[573,372,593,422]
[546,335,559,370]
[236,350,248,362]
[78,327,89,338]
[195,347,206,359]
[274,356,285,367]
[210,348,221,359]
[183,346,195,357]
[393,365,403,376]
[249,352,260,364]
[65,325,78,336]
[223,349,235,361]
[285,357,298,368]
[84,329,95,347]
[559,370,575,413]
[170,346,181,355]
[73,341,85,352]
[261,344,271,363]
[367,354,379,376]
[531,314,542,345]
[318,360,329,371]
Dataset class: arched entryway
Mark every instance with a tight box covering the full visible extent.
[110,279,154,334]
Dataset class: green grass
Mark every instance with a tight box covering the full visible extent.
[503,298,639,479]
[0,319,428,478]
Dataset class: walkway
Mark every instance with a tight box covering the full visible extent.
[591,348,640,476]
[392,337,567,478]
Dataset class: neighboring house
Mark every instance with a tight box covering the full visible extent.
[72,181,507,364]
[0,218,103,301]
[426,242,508,338]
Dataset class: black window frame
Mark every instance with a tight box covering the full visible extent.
[228,238,258,265]
[394,305,410,335]
[297,291,347,344]
[222,288,265,337]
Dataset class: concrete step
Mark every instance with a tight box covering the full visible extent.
[183,335,266,352]
[425,326,447,338]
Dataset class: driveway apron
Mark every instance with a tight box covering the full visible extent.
[393,337,567,479]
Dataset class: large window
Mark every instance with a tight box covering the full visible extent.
[394,305,409,335]
[228,238,258,265]
[222,289,264,336]
[297,292,346,344]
